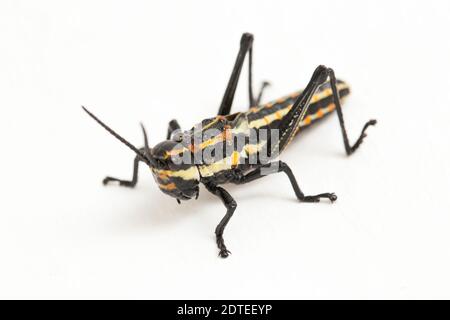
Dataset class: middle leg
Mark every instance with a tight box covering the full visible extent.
[166,119,181,140]
[233,161,337,203]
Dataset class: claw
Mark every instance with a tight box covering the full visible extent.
[218,249,231,258]
[102,177,135,188]
[367,119,377,126]
[329,193,338,202]
[260,81,271,91]
[301,192,337,203]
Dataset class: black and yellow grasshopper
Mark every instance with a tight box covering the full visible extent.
[82,33,376,258]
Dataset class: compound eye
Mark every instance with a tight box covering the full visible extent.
[172,130,184,142]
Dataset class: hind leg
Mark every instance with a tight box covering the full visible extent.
[254,81,270,106]
[218,33,258,115]
[275,65,376,155]
[327,68,376,155]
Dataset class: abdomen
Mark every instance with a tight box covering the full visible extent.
[246,79,350,131]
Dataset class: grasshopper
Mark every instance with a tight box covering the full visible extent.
[83,33,376,258]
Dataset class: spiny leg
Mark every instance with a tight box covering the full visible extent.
[166,119,181,140]
[103,148,145,188]
[233,161,336,203]
[274,65,331,154]
[218,33,256,115]
[275,65,376,156]
[327,68,377,155]
[204,183,237,258]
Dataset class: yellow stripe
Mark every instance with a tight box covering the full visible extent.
[163,84,348,160]
[231,151,240,166]
[198,139,268,177]
[202,115,226,131]
[158,182,177,191]
[249,106,291,129]
[249,83,349,129]
[250,82,348,114]
[275,111,283,120]
[153,166,200,181]
[198,157,232,177]
[302,116,312,125]
[298,102,343,127]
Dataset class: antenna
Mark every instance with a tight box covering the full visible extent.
[82,106,154,166]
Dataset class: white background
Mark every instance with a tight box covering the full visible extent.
[1,0,449,299]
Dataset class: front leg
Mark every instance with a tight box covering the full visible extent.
[103,148,145,188]
[204,183,237,258]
